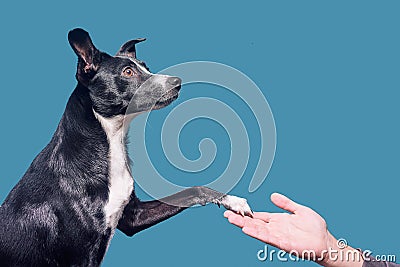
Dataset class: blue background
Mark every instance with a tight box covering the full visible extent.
[0,1,399,266]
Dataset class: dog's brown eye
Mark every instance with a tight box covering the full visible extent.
[122,67,134,77]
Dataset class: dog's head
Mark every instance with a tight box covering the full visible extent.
[68,28,181,118]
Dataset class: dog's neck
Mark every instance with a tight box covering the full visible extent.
[93,111,137,140]
[49,83,139,187]
[48,84,134,188]
[92,105,137,231]
[92,110,133,173]
[49,83,137,229]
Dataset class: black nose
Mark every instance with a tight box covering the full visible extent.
[167,77,182,87]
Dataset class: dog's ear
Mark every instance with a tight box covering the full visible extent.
[68,28,101,84]
[116,38,146,58]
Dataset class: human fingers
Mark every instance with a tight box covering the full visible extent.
[224,210,235,218]
[242,221,272,244]
[225,212,246,228]
[270,192,301,214]
[252,212,273,222]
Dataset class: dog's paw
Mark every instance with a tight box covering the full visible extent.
[215,195,253,217]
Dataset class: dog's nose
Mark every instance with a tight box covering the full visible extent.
[167,77,182,87]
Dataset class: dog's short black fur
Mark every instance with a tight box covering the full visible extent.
[0,29,252,267]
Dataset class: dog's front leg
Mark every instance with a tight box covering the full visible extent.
[117,186,252,236]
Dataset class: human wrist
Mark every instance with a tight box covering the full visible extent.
[319,232,364,267]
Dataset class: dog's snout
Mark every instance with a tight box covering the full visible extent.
[167,77,181,87]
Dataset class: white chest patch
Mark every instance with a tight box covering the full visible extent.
[94,111,134,230]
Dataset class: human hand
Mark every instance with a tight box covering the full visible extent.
[224,193,363,267]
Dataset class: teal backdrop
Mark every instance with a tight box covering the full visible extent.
[0,1,399,266]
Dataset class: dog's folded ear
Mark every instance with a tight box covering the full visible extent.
[116,38,146,58]
[68,28,101,85]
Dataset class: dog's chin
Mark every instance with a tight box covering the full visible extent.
[152,94,178,110]
[152,88,180,110]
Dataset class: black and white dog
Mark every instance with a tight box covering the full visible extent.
[0,28,252,266]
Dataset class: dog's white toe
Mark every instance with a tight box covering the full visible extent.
[218,195,253,217]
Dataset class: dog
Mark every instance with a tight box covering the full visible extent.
[0,28,252,266]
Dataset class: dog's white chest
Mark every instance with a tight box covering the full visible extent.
[94,112,134,230]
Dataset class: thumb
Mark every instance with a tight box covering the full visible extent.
[270,193,301,214]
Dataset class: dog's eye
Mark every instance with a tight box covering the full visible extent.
[122,67,134,77]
